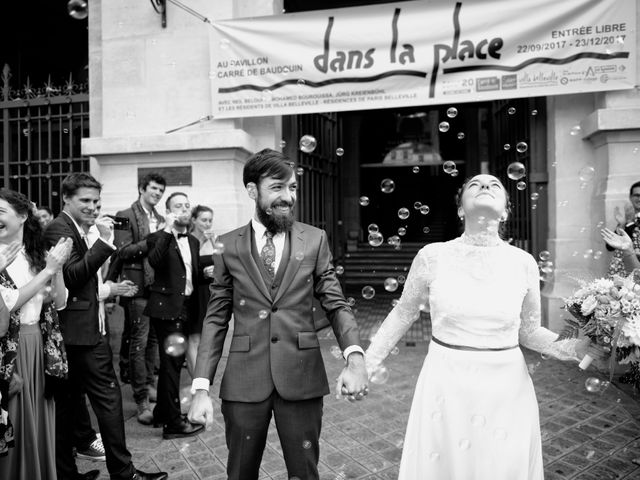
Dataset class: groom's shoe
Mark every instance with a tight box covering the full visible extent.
[162,417,204,439]
[74,470,100,480]
[129,470,168,480]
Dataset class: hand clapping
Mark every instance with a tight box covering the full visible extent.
[0,241,21,272]
[45,238,73,274]
[601,227,633,252]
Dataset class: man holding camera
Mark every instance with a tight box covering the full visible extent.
[112,173,166,425]
[144,192,203,439]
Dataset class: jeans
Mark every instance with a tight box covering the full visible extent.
[125,297,158,404]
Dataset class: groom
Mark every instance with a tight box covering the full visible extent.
[188,148,368,479]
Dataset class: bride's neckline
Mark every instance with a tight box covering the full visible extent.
[459,232,504,247]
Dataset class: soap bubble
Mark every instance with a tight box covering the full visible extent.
[380,178,396,193]
[370,365,390,384]
[397,275,406,284]
[397,227,407,236]
[368,223,379,234]
[362,286,375,300]
[593,250,603,260]
[336,147,344,156]
[296,167,304,176]
[262,90,273,101]
[239,299,246,306]
[586,450,595,460]
[450,169,459,177]
[578,166,595,182]
[299,135,317,153]
[219,38,230,49]
[295,251,304,261]
[457,132,465,140]
[503,143,511,151]
[398,208,410,220]
[458,439,471,450]
[368,232,384,247]
[507,162,526,180]
[531,110,538,116]
[387,235,401,247]
[539,251,551,261]
[507,107,516,115]
[471,415,486,427]
[584,377,602,393]
[423,227,430,234]
[530,192,539,201]
[330,346,342,359]
[164,333,187,356]
[279,139,286,148]
[258,310,268,320]
[335,265,344,275]
[390,346,400,355]
[516,181,527,191]
[212,241,225,255]
[443,161,456,174]
[446,107,458,118]
[570,125,582,136]
[384,277,399,292]
[516,142,528,153]
[297,79,305,86]
[438,121,450,133]
[347,297,356,306]
[359,196,370,206]
[420,205,430,215]
[413,201,422,210]
[412,166,420,173]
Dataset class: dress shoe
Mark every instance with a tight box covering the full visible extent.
[162,417,204,439]
[131,470,168,480]
[75,470,100,480]
[136,399,154,425]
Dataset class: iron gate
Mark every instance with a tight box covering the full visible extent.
[283,112,342,256]
[489,97,548,255]
[0,64,90,212]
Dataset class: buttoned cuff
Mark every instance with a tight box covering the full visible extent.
[343,345,365,360]
[191,377,211,395]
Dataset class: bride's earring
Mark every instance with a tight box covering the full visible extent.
[458,208,464,220]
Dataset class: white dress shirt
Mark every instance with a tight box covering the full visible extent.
[173,230,193,296]
[144,206,159,233]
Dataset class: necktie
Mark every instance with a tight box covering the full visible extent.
[260,232,276,278]
[177,233,189,239]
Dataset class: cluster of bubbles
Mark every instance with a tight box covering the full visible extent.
[584,377,610,394]
[164,333,187,357]
[538,250,554,282]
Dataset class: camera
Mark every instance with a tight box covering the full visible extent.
[105,215,130,230]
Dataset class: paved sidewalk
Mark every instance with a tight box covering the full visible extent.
[78,298,640,480]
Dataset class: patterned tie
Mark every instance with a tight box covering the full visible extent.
[261,231,276,278]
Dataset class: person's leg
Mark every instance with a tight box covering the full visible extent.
[151,318,184,426]
[73,391,104,460]
[221,395,273,480]
[56,346,84,479]
[79,336,135,479]
[128,298,151,405]
[119,299,132,384]
[273,394,322,480]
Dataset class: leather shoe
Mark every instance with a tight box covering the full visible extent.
[75,470,100,480]
[132,470,168,480]
[162,418,204,439]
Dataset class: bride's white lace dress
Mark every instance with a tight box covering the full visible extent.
[366,235,582,480]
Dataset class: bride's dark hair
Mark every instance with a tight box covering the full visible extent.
[455,175,512,239]
[0,189,47,272]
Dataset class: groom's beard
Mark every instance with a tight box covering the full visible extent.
[256,198,295,235]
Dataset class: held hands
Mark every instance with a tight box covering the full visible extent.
[0,241,21,272]
[601,228,634,252]
[336,352,369,402]
[187,391,214,431]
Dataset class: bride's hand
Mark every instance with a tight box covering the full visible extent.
[601,228,634,252]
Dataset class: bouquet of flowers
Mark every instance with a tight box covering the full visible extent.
[563,271,640,387]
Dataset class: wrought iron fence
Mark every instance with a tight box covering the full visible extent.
[0,64,89,212]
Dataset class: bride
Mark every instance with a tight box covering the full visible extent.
[366,174,594,480]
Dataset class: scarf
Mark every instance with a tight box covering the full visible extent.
[0,271,68,382]
[131,200,164,287]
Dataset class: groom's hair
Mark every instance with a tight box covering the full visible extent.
[243,149,294,187]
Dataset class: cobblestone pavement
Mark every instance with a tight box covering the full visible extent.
[78,297,640,480]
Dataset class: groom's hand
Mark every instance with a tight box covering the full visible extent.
[188,390,214,431]
[336,352,369,403]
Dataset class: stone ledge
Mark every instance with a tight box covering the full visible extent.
[82,128,255,156]
[581,107,640,140]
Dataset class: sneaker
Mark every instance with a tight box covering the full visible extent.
[137,399,154,426]
[76,436,106,461]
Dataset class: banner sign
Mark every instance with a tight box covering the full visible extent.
[209,0,635,118]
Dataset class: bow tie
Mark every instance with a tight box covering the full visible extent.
[176,233,189,239]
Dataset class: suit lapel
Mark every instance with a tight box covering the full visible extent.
[273,223,305,304]
[236,222,271,301]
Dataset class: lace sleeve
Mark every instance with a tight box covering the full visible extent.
[365,247,431,374]
[519,254,583,361]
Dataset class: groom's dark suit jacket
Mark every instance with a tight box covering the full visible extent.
[195,221,361,402]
